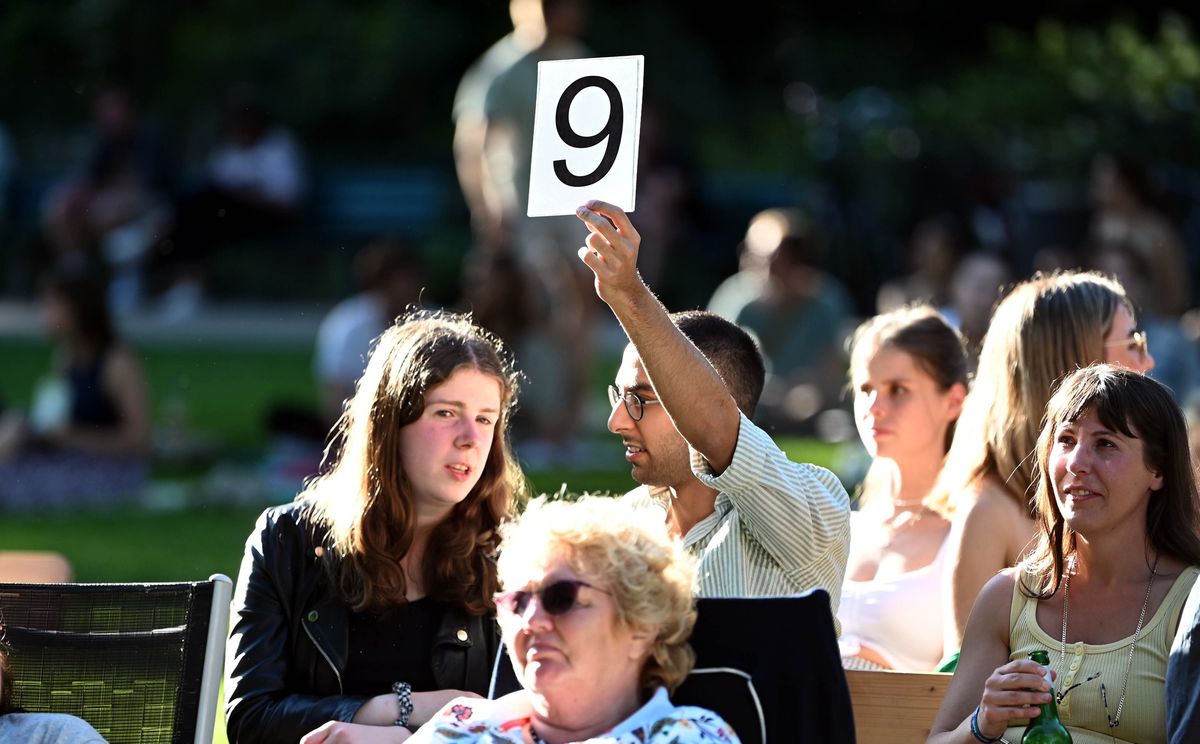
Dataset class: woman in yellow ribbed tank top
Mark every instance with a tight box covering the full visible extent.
[928,364,1200,744]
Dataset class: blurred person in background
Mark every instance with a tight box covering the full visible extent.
[0,122,16,230]
[255,239,426,494]
[708,207,855,433]
[40,85,174,311]
[1093,241,1200,405]
[931,271,1154,668]
[1089,153,1190,317]
[0,270,149,509]
[156,86,305,318]
[473,0,594,464]
[452,0,547,249]
[454,0,549,354]
[937,250,1010,368]
[627,102,708,296]
[840,306,967,671]
[875,216,962,314]
[314,238,424,427]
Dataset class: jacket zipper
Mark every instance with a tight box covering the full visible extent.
[302,619,343,693]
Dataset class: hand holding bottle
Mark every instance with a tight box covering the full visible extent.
[1022,650,1072,743]
[974,658,1057,740]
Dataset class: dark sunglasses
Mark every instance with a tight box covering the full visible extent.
[494,579,607,617]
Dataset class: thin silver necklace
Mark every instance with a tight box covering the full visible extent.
[1059,552,1159,729]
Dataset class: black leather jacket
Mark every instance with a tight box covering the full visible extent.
[224,502,500,744]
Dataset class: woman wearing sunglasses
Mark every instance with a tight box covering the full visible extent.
[225,311,527,744]
[932,270,1155,667]
[928,365,1200,744]
[411,497,739,743]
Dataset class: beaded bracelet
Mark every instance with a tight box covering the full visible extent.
[392,681,414,728]
[970,706,1006,743]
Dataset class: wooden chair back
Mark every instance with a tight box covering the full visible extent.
[846,669,952,744]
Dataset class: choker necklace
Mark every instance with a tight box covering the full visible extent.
[1060,552,1159,730]
[882,501,933,531]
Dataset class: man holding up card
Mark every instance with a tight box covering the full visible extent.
[576,200,851,623]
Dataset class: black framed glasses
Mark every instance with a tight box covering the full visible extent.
[494,579,608,617]
[608,384,661,422]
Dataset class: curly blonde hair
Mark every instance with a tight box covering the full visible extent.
[497,497,698,694]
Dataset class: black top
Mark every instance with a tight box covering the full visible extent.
[344,597,446,694]
[224,502,501,744]
[66,353,120,427]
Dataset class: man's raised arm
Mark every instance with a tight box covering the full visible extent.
[576,200,739,473]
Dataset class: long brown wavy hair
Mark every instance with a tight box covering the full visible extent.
[1021,364,1200,599]
[929,271,1131,517]
[303,310,526,615]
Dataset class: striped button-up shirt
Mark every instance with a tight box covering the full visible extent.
[628,412,850,632]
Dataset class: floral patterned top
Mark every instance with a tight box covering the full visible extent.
[408,687,741,743]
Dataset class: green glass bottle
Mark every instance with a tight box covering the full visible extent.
[1022,650,1073,743]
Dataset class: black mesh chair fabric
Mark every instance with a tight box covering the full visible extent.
[676,593,856,743]
[0,581,216,744]
[489,591,855,744]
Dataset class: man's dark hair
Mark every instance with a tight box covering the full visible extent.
[669,310,765,415]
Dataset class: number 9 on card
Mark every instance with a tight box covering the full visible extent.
[527,55,644,218]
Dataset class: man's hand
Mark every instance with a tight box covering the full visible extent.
[575,200,646,309]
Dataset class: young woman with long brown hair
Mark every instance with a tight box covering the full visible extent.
[224,311,527,744]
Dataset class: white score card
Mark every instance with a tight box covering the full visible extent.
[527,55,644,218]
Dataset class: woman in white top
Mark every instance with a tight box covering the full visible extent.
[840,306,968,670]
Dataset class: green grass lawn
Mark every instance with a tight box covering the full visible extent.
[0,338,317,452]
